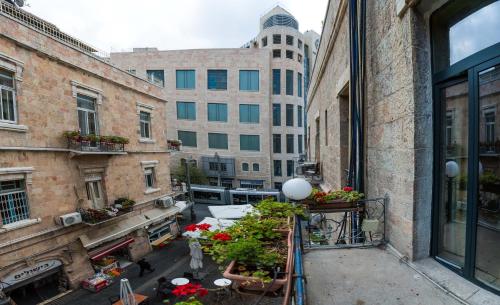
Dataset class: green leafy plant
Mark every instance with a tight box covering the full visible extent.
[62,130,80,140]
[254,198,305,218]
[480,171,500,185]
[171,164,208,185]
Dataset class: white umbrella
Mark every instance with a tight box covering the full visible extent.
[189,240,203,277]
[119,278,136,305]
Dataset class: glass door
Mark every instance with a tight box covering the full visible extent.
[436,78,469,268]
[475,62,500,290]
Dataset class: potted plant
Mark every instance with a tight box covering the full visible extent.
[305,186,364,211]
[62,130,81,141]
[114,198,135,212]
[201,199,300,292]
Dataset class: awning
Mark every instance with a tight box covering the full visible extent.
[88,237,135,261]
[80,206,180,249]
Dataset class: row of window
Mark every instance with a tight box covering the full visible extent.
[272,49,303,63]
[272,159,296,177]
[146,69,260,91]
[272,69,302,97]
[272,104,303,127]
[272,134,304,154]
[241,162,260,172]
[177,102,260,123]
[178,131,261,151]
[262,35,303,50]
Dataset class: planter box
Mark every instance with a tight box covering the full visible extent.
[305,199,361,212]
[223,230,293,292]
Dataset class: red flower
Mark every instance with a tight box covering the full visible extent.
[196,223,212,231]
[343,186,353,192]
[212,232,232,241]
[184,224,198,232]
[172,283,207,297]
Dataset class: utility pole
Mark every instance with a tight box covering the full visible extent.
[184,156,196,220]
[214,152,222,187]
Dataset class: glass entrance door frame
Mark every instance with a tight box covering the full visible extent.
[432,43,500,295]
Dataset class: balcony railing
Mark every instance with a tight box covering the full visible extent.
[167,139,181,151]
[63,132,128,154]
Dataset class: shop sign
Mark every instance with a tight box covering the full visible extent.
[0,260,62,289]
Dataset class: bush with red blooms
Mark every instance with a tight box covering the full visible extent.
[172,283,208,298]
[212,232,232,241]
[184,223,211,232]
[308,186,364,203]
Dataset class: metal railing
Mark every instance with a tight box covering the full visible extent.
[301,197,387,249]
[67,139,125,153]
[0,0,110,59]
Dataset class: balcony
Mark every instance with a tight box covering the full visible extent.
[63,131,128,155]
[78,198,135,225]
[167,139,182,152]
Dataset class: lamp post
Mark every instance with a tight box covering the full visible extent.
[185,156,196,220]
[445,160,459,222]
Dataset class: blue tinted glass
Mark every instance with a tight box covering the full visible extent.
[239,104,259,123]
[178,130,197,147]
[208,103,227,122]
[286,70,293,95]
[177,102,196,120]
[176,70,195,89]
[208,70,227,90]
[240,70,259,91]
[273,69,281,95]
[240,135,260,151]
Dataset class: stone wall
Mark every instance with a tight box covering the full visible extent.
[306,0,433,260]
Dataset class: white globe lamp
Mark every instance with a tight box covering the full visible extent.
[282,178,313,201]
[445,161,459,178]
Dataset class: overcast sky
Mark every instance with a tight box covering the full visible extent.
[24,0,328,52]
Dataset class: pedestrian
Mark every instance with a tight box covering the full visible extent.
[137,258,155,277]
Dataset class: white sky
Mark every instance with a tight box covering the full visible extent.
[24,0,328,52]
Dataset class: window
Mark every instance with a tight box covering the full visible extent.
[240,135,260,151]
[286,50,294,60]
[273,134,281,153]
[274,182,283,191]
[273,160,282,176]
[286,70,293,95]
[484,109,496,145]
[127,69,136,75]
[239,70,259,91]
[77,94,98,135]
[242,162,249,171]
[286,104,294,126]
[273,50,281,58]
[298,73,303,97]
[261,36,268,47]
[0,69,16,123]
[239,104,260,123]
[176,102,196,120]
[176,70,195,89]
[273,104,281,126]
[85,178,104,209]
[252,163,259,171]
[0,180,29,225]
[286,134,294,153]
[146,70,164,86]
[208,133,228,149]
[298,105,303,127]
[273,34,281,44]
[287,160,294,177]
[298,39,303,50]
[298,135,303,154]
[286,35,294,46]
[298,54,303,63]
[446,110,454,147]
[144,167,156,189]
[240,180,264,189]
[209,162,227,172]
[207,70,228,90]
[272,69,281,95]
[139,111,152,139]
[207,103,228,122]
[178,130,197,147]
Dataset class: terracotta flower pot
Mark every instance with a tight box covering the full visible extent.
[223,230,293,292]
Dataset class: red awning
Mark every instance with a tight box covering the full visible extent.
[89,237,134,261]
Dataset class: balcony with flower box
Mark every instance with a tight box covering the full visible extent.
[167,139,182,152]
[63,131,129,156]
[78,198,136,226]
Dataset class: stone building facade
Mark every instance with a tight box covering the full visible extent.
[0,1,178,299]
[307,0,499,295]
[110,6,320,190]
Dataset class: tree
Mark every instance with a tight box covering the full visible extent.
[171,164,208,185]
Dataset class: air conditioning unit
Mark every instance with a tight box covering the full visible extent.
[156,196,174,208]
[60,212,82,227]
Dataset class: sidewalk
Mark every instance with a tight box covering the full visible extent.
[304,247,469,305]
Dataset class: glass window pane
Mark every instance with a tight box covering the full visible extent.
[273,134,281,153]
[449,1,500,65]
[273,69,281,95]
[178,130,197,147]
[78,110,88,135]
[273,104,281,126]
[240,135,260,151]
[286,70,293,95]
[0,70,14,88]
[475,64,500,290]
[77,95,95,110]
[208,133,228,149]
[88,112,97,135]
[437,79,468,267]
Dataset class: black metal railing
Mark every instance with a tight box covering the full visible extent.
[68,138,125,153]
[301,197,386,249]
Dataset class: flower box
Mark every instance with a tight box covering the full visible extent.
[222,230,293,292]
[306,199,361,212]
